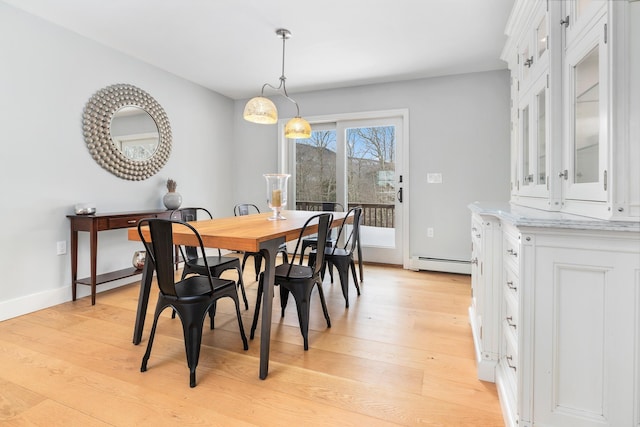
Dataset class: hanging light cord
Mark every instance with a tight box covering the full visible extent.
[259,29,301,117]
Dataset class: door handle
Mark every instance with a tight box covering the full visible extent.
[397,187,403,203]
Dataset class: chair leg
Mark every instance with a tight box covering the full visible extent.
[228,294,249,351]
[235,267,249,310]
[141,300,166,373]
[279,286,290,317]
[316,281,331,328]
[250,274,264,340]
[290,287,311,351]
[176,301,210,388]
[332,258,351,308]
[209,301,217,329]
[241,252,250,273]
[253,254,263,281]
[350,259,361,295]
[357,243,364,283]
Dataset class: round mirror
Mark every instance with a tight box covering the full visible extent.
[110,106,159,161]
[82,84,171,180]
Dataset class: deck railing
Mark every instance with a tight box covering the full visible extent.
[295,201,394,228]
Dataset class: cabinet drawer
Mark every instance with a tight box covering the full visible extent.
[503,225,520,270]
[108,214,160,229]
[503,265,519,300]
[501,325,518,384]
[504,293,518,338]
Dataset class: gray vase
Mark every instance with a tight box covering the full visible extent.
[163,191,182,210]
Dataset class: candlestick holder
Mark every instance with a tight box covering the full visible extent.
[264,173,290,220]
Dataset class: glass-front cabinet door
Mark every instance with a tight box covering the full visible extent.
[563,0,608,48]
[518,73,550,198]
[563,11,608,202]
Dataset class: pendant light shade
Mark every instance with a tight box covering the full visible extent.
[243,28,310,139]
[285,116,311,139]
[243,96,277,124]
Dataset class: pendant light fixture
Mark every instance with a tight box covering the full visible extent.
[243,28,311,139]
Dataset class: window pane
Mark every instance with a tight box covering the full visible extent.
[522,105,530,185]
[295,129,337,205]
[346,125,396,234]
[537,88,546,185]
[537,15,547,58]
[574,47,599,184]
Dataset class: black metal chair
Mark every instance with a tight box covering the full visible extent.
[171,207,248,310]
[233,203,288,281]
[137,218,248,388]
[250,213,333,350]
[309,207,362,308]
[299,202,344,265]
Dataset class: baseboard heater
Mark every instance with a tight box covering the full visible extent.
[409,256,471,275]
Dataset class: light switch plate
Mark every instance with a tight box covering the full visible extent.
[427,173,442,183]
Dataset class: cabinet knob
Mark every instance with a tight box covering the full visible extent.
[507,248,518,257]
[506,355,517,372]
[506,280,517,291]
[560,16,570,28]
[471,258,478,265]
[506,316,517,330]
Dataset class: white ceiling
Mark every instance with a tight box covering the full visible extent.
[4,0,514,100]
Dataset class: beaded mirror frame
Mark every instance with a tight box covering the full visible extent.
[82,83,172,180]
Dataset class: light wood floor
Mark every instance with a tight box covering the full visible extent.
[0,258,503,426]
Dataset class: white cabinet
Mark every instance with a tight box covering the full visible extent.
[469,202,640,427]
[526,228,640,426]
[502,0,638,220]
[469,213,502,381]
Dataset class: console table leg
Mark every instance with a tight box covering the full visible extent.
[70,229,78,301]
[90,226,98,306]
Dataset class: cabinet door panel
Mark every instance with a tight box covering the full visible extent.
[532,242,638,426]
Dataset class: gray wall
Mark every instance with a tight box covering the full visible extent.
[0,2,510,320]
[0,3,236,319]
[233,71,511,263]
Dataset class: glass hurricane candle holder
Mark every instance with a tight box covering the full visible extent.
[264,173,290,220]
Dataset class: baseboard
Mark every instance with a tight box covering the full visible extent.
[409,256,471,274]
[0,277,138,322]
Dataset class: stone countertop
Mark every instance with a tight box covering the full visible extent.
[469,201,640,233]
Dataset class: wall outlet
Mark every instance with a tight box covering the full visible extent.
[56,240,67,255]
[427,227,434,238]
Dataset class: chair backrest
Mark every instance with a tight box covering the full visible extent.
[321,202,344,212]
[286,213,332,278]
[170,207,216,260]
[332,206,362,255]
[138,218,213,296]
[234,203,260,216]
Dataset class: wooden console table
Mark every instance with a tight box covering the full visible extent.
[68,209,172,305]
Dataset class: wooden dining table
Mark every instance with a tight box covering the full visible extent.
[128,209,347,379]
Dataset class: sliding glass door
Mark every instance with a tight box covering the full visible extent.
[287,114,405,265]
